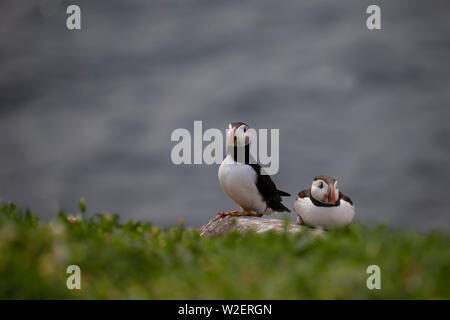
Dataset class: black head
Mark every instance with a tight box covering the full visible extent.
[227,122,250,147]
[230,122,248,130]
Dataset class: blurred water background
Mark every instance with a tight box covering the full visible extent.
[0,0,449,230]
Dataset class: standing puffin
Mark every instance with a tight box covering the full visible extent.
[293,176,355,229]
[218,122,291,217]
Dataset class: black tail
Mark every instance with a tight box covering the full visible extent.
[275,202,291,213]
[277,189,291,197]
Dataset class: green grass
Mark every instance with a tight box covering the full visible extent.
[0,202,449,299]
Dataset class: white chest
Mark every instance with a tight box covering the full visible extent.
[218,156,264,212]
[294,197,355,229]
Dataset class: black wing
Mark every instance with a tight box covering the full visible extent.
[339,192,353,205]
[296,189,311,199]
[250,163,291,212]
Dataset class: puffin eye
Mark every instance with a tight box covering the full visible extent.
[243,127,247,132]
[318,182,323,188]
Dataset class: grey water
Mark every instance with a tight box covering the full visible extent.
[1,0,449,230]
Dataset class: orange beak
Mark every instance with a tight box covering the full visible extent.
[328,186,336,204]
[227,127,236,146]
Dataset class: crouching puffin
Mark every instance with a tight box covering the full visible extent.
[218,122,291,217]
[293,176,355,229]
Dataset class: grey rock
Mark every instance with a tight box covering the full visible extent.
[199,215,323,237]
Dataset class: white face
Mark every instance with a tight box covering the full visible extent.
[227,123,251,147]
[311,179,339,204]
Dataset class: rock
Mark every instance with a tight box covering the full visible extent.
[199,215,323,237]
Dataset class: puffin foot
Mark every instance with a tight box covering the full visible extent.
[218,210,262,217]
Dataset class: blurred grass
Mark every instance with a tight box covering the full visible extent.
[0,201,449,299]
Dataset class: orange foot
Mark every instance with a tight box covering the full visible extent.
[218,210,262,217]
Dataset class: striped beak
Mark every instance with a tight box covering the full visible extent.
[328,185,336,204]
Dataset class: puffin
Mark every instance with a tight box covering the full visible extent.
[218,122,291,217]
[293,175,355,229]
